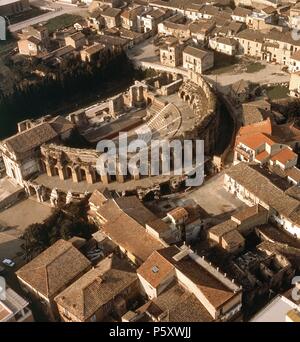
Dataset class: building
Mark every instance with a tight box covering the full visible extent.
[80,43,105,62]
[289,72,300,98]
[224,162,300,239]
[209,37,237,56]
[64,32,86,50]
[120,5,145,31]
[137,245,242,321]
[16,239,91,320]
[160,37,185,67]
[290,50,300,73]
[231,6,252,23]
[250,293,300,322]
[236,29,265,59]
[139,8,169,33]
[189,20,215,44]
[0,116,73,186]
[101,7,122,28]
[182,46,214,74]
[230,80,257,104]
[0,286,34,322]
[88,194,166,265]
[55,255,139,322]
[17,36,44,57]
[0,0,29,17]
[241,99,271,125]
[234,132,297,169]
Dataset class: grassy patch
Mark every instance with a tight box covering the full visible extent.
[265,85,289,100]
[45,14,83,33]
[245,62,265,73]
[209,52,238,75]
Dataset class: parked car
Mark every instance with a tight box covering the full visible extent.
[2,259,15,268]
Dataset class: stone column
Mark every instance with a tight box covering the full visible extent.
[72,167,80,183]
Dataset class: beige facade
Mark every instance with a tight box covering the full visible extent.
[183,46,214,74]
[160,37,184,67]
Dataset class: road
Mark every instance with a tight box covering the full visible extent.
[8,0,88,32]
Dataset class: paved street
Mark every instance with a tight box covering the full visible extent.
[8,0,87,32]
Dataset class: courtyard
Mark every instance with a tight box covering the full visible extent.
[0,199,53,266]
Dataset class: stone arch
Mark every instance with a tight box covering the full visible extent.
[80,168,87,181]
[53,166,59,177]
[39,159,47,173]
[65,166,72,179]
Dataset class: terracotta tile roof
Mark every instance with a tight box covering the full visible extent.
[183,45,211,60]
[255,150,269,162]
[157,246,238,310]
[222,230,245,247]
[232,204,266,223]
[137,250,174,288]
[232,6,252,17]
[151,283,214,322]
[236,118,272,140]
[167,207,188,222]
[4,122,58,155]
[49,116,74,135]
[55,255,137,321]
[238,132,275,150]
[209,219,238,238]
[286,167,300,183]
[271,148,297,165]
[97,199,165,263]
[16,239,91,298]
[225,162,300,220]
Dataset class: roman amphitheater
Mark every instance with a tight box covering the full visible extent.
[0,70,223,207]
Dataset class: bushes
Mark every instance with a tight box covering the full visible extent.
[21,200,97,261]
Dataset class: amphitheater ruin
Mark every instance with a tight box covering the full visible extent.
[0,70,222,206]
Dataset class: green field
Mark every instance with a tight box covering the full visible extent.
[45,14,83,33]
[245,62,265,73]
[266,85,289,100]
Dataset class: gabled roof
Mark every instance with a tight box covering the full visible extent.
[232,6,252,17]
[16,239,91,298]
[237,132,275,150]
[55,255,137,321]
[3,122,58,155]
[183,45,211,59]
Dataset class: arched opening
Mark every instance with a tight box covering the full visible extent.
[66,166,72,179]
[80,168,87,181]
[53,167,59,177]
[39,160,46,173]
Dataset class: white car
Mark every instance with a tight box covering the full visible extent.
[2,259,15,267]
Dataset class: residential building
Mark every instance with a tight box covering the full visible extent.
[241,99,271,125]
[17,36,44,57]
[246,10,276,30]
[137,245,242,321]
[224,162,300,239]
[230,79,257,104]
[289,2,300,30]
[289,50,300,72]
[289,72,300,97]
[0,286,34,322]
[189,20,215,44]
[209,37,237,56]
[160,37,185,67]
[55,255,139,322]
[236,29,265,59]
[250,293,300,322]
[88,194,166,265]
[80,43,106,62]
[16,239,91,320]
[231,6,252,23]
[120,5,145,31]
[182,46,214,74]
[158,20,190,40]
[64,32,86,50]
[138,8,170,33]
[101,7,122,28]
[21,25,49,45]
